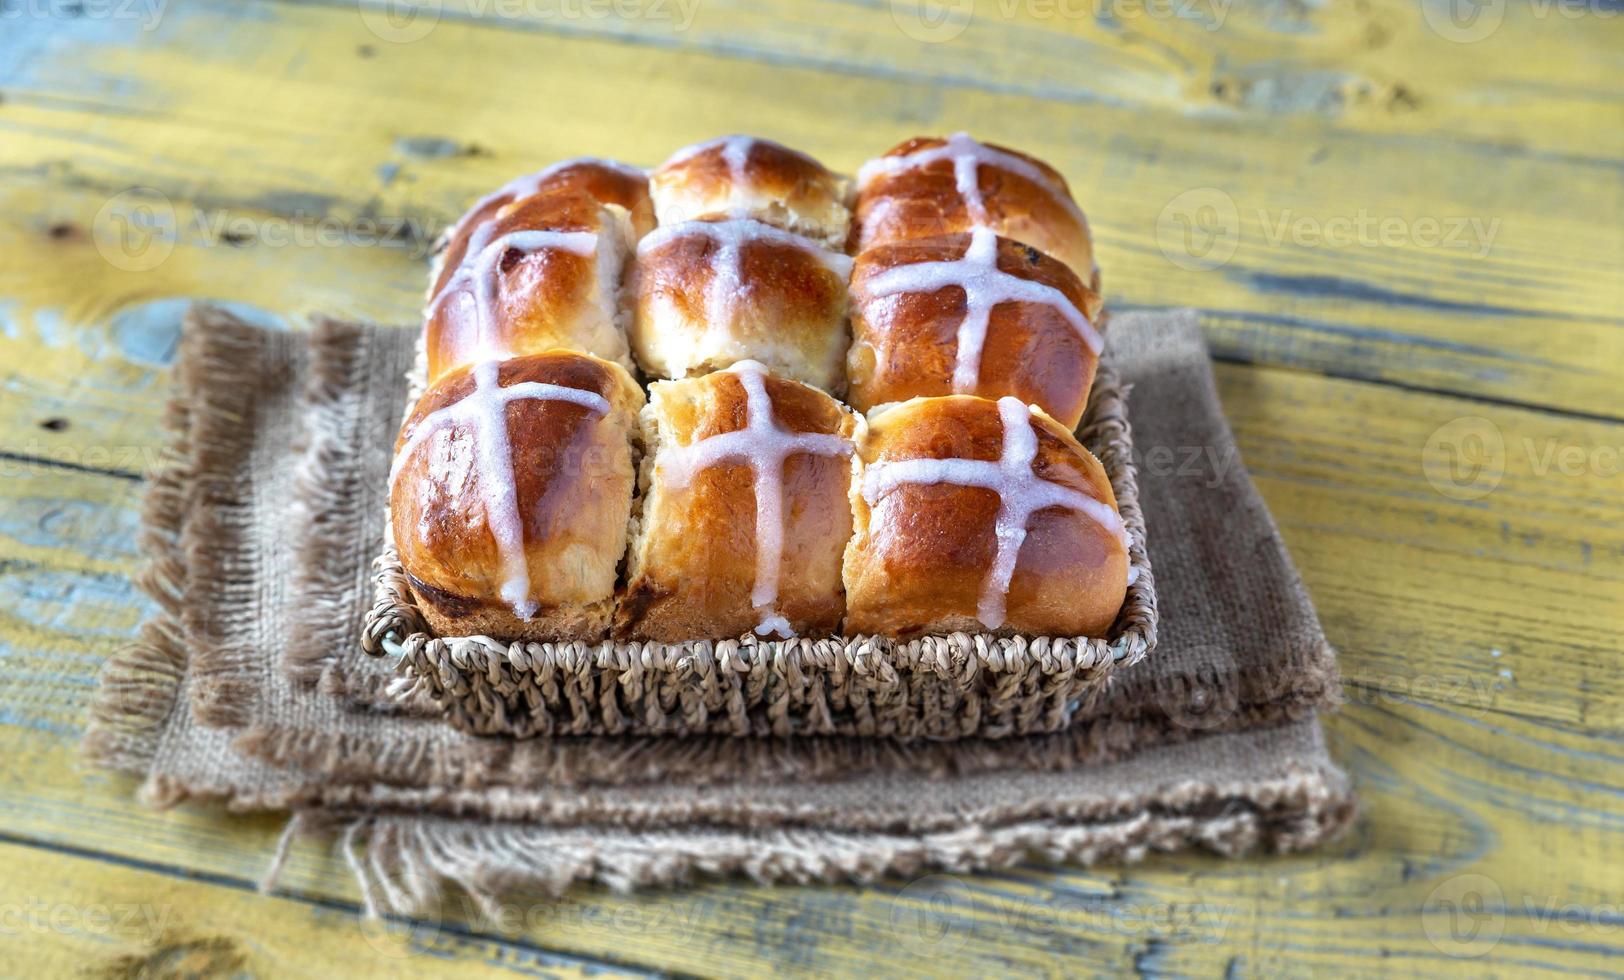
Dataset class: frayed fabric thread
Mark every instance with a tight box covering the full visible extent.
[265,761,1354,918]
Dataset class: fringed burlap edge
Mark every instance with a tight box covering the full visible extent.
[263,759,1355,912]
[282,317,441,714]
[81,352,196,776]
[283,317,377,689]
[361,360,1158,741]
[85,309,294,774]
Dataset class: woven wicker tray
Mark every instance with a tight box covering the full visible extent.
[362,358,1156,740]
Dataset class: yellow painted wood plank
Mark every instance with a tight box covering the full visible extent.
[0,361,1620,973]
[0,1,1619,428]
[223,0,1624,157]
[2,694,1621,975]
[1211,364,1624,730]
[0,840,656,978]
[0,0,1620,973]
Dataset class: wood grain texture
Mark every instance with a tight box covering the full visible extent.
[0,841,660,978]
[0,0,1620,975]
[0,0,1620,435]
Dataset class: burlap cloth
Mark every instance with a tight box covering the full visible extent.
[85,307,1353,908]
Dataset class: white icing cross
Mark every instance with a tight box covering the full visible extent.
[657,360,852,638]
[443,157,646,247]
[658,136,757,224]
[856,131,1089,233]
[636,218,852,338]
[658,135,821,201]
[862,396,1129,630]
[430,157,648,362]
[429,227,598,362]
[863,226,1101,393]
[661,135,757,180]
[391,360,612,621]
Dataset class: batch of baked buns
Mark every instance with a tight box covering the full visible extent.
[389,133,1133,646]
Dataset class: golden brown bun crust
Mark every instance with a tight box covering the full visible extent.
[854,136,1094,278]
[425,191,632,383]
[629,219,852,393]
[842,396,1127,639]
[616,370,858,642]
[534,160,655,238]
[436,160,653,279]
[649,137,851,248]
[391,351,645,642]
[848,233,1103,428]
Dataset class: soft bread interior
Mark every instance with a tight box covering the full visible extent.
[628,232,851,392]
[649,181,853,252]
[731,183,853,250]
[591,203,637,373]
[620,387,665,600]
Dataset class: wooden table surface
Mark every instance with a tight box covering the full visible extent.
[1,1,1620,975]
